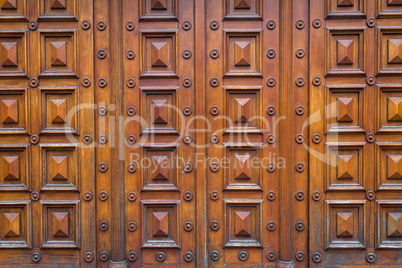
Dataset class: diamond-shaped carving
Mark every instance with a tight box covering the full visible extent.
[234,0,251,9]
[50,99,67,123]
[387,212,402,237]
[337,40,354,65]
[151,99,167,124]
[337,97,354,122]
[338,0,354,6]
[336,211,354,237]
[388,97,402,122]
[50,155,68,180]
[50,42,67,66]
[3,156,19,180]
[152,212,168,236]
[0,42,18,67]
[235,98,251,123]
[50,0,66,9]
[52,212,69,237]
[151,42,168,67]
[151,0,167,10]
[337,154,354,179]
[235,211,251,236]
[234,42,251,66]
[388,39,402,64]
[0,0,17,9]
[387,154,402,179]
[1,99,18,124]
[388,0,402,6]
[235,154,251,179]
[152,156,168,180]
[3,212,20,237]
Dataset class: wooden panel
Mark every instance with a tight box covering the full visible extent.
[0,0,95,266]
[310,0,402,266]
[0,0,400,267]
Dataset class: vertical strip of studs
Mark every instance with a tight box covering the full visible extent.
[179,1,197,266]
[206,0,224,266]
[122,0,141,265]
[263,0,280,266]
[365,0,376,253]
[292,0,309,266]
[28,0,41,255]
[79,0,96,265]
[309,0,325,266]
[95,0,112,262]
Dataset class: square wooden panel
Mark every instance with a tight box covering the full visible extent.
[0,87,28,134]
[39,0,78,21]
[326,142,366,191]
[40,144,80,191]
[325,27,366,76]
[140,31,177,78]
[0,30,27,77]
[39,30,78,77]
[0,144,29,191]
[141,200,180,248]
[377,0,402,18]
[224,199,262,247]
[326,0,366,18]
[326,200,366,249]
[326,85,365,133]
[0,0,27,21]
[0,200,31,248]
[140,0,178,21]
[140,87,178,135]
[377,85,402,132]
[224,145,261,191]
[40,86,78,134]
[376,200,402,248]
[40,200,79,248]
[141,144,178,191]
[224,0,262,19]
[376,27,402,75]
[224,31,261,77]
[376,143,402,191]
[224,86,262,133]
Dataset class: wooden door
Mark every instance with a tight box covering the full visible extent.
[0,0,95,266]
[118,0,200,266]
[309,0,402,266]
[203,0,310,267]
[0,0,402,267]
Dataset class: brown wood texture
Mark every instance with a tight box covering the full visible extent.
[0,0,400,267]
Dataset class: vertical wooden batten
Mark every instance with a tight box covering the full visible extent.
[108,0,127,266]
[278,0,296,266]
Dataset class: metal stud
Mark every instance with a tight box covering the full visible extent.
[267,20,276,30]
[128,191,137,202]
[81,20,91,30]
[312,190,322,201]
[155,252,166,262]
[126,21,135,31]
[210,20,219,30]
[128,221,137,232]
[99,221,109,231]
[238,251,249,261]
[267,190,276,201]
[127,251,137,262]
[312,19,322,28]
[183,49,192,59]
[83,191,93,201]
[267,251,276,261]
